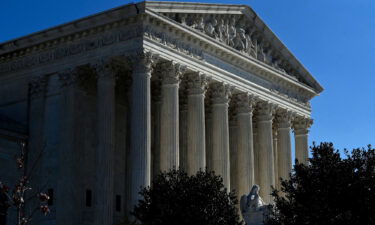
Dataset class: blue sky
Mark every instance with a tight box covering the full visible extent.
[1,0,374,154]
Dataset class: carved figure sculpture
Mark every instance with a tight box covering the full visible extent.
[240,185,269,225]
[234,28,246,51]
[193,16,205,32]
[265,47,273,65]
[227,18,237,47]
[217,19,228,43]
[257,44,266,62]
[205,18,218,39]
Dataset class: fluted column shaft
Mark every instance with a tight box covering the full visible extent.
[253,121,260,186]
[293,118,312,165]
[205,109,213,171]
[179,100,188,171]
[95,64,116,225]
[129,53,154,212]
[186,73,207,174]
[235,94,255,197]
[159,62,182,171]
[256,102,275,204]
[211,83,231,189]
[276,112,293,185]
[229,116,238,193]
[151,90,161,179]
[273,127,279,189]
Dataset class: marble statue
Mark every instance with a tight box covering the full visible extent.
[240,185,269,225]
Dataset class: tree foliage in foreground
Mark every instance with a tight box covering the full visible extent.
[132,169,242,225]
[268,142,375,225]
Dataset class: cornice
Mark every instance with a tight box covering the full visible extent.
[0,2,144,56]
[0,19,143,75]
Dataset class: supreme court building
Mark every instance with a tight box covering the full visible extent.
[0,1,323,225]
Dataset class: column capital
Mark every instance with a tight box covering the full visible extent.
[293,117,313,135]
[234,93,256,114]
[29,75,48,98]
[129,50,158,76]
[58,68,79,88]
[93,59,117,82]
[276,110,294,129]
[186,72,209,95]
[256,101,275,122]
[159,61,185,85]
[210,82,232,104]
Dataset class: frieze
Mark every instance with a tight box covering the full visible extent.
[0,24,143,75]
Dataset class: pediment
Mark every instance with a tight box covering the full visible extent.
[145,1,323,93]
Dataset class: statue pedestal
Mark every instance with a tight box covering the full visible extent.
[243,209,267,225]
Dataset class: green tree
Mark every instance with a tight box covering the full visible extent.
[132,169,242,225]
[268,142,375,225]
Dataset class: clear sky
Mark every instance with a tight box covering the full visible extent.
[1,0,374,154]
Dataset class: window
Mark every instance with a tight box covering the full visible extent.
[47,188,54,206]
[85,189,92,207]
[116,195,121,212]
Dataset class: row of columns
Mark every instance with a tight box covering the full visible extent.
[63,52,312,224]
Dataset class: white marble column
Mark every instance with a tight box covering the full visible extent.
[129,52,154,212]
[94,62,116,225]
[256,102,275,203]
[159,62,182,171]
[57,69,81,225]
[276,111,293,185]
[151,83,161,179]
[293,117,312,165]
[179,96,188,171]
[211,83,231,189]
[186,73,207,174]
[253,120,260,186]
[273,125,279,189]
[205,106,213,171]
[234,93,255,197]
[229,113,238,193]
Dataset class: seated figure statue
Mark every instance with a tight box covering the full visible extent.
[240,185,269,225]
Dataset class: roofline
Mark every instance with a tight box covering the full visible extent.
[145,1,323,93]
[0,0,323,93]
[0,1,145,54]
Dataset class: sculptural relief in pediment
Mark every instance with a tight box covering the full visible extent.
[162,13,307,85]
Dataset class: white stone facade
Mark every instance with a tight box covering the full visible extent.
[0,1,322,225]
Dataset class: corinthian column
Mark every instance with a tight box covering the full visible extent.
[129,52,155,212]
[253,120,260,186]
[94,61,116,225]
[234,93,255,197]
[293,117,313,165]
[210,82,231,189]
[256,102,275,203]
[186,73,207,174]
[159,62,183,171]
[273,125,279,189]
[276,110,293,184]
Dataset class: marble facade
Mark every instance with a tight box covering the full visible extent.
[0,1,322,225]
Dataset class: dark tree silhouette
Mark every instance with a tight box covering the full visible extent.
[267,142,375,225]
[0,142,50,225]
[132,169,242,225]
